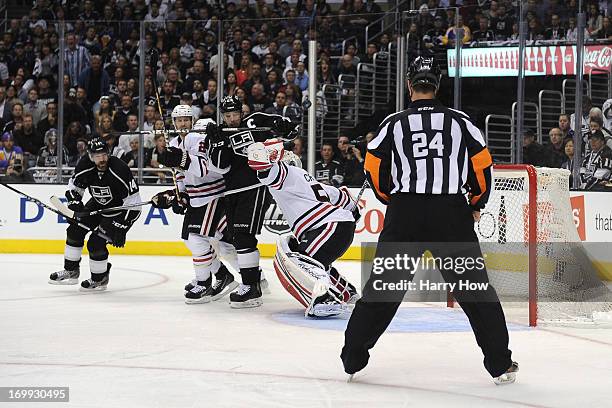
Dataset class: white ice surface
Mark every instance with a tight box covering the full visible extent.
[1,254,611,408]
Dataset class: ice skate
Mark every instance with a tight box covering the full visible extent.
[79,264,111,292]
[306,293,346,318]
[184,278,198,292]
[49,269,80,285]
[493,362,519,385]
[211,265,238,301]
[229,282,263,308]
[260,277,271,294]
[185,283,213,304]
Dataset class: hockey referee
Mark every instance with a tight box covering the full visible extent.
[341,57,518,385]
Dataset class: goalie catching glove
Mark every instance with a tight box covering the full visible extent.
[157,146,191,170]
[247,140,285,171]
[151,189,190,214]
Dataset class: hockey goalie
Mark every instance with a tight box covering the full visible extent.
[247,140,360,317]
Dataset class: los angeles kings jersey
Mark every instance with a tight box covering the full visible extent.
[210,112,294,194]
[67,155,141,220]
[170,131,226,207]
[258,161,356,240]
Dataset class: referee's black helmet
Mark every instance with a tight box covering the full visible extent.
[220,95,242,113]
[408,57,442,90]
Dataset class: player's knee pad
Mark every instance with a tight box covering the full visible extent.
[87,234,108,261]
[273,234,334,308]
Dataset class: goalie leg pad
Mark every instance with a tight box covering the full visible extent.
[274,234,332,308]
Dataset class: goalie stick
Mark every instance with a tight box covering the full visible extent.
[49,196,150,220]
[0,183,112,242]
[350,180,370,211]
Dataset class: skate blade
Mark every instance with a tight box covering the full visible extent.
[48,279,78,285]
[493,372,517,385]
[211,281,239,301]
[185,296,212,304]
[79,286,107,293]
[347,374,354,383]
[229,298,263,309]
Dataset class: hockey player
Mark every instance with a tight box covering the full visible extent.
[247,140,360,317]
[151,106,239,303]
[49,137,141,291]
[207,95,300,308]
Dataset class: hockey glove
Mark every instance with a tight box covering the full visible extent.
[99,219,131,248]
[157,146,191,170]
[172,191,190,215]
[331,174,344,188]
[273,118,300,139]
[206,122,228,148]
[65,190,84,212]
[151,189,177,209]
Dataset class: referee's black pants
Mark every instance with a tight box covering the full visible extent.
[342,193,513,378]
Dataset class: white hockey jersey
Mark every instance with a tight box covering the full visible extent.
[258,161,356,239]
[170,131,226,208]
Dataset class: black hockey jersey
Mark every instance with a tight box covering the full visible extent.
[210,112,292,194]
[67,156,141,219]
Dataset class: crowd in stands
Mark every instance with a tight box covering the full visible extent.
[0,0,611,186]
[522,96,612,190]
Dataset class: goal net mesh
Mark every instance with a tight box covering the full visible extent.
[476,166,612,325]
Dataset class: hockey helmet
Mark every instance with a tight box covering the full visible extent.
[220,95,242,113]
[194,118,215,130]
[171,104,194,131]
[408,56,442,91]
[88,137,108,155]
[281,150,302,168]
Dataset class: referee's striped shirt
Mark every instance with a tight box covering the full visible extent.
[365,98,493,210]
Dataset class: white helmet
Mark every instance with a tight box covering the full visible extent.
[194,118,215,130]
[171,104,194,131]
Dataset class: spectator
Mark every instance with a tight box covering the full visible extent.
[23,88,46,126]
[68,138,89,167]
[544,14,566,40]
[587,3,603,37]
[522,129,548,167]
[113,94,136,133]
[119,113,143,153]
[64,121,86,157]
[603,99,612,130]
[0,86,10,127]
[123,135,141,168]
[589,117,612,150]
[243,63,266,94]
[64,32,91,88]
[248,83,272,113]
[570,96,592,135]
[159,80,180,124]
[294,61,309,92]
[103,133,126,160]
[314,141,344,186]
[13,112,42,167]
[337,135,365,186]
[336,54,357,77]
[362,42,378,64]
[580,130,612,190]
[291,136,307,169]
[64,88,89,130]
[318,60,336,86]
[265,70,282,99]
[265,90,301,123]
[559,113,575,140]
[77,55,110,106]
[146,131,168,183]
[442,15,472,46]
[236,55,253,87]
[472,17,495,42]
[0,131,23,175]
[561,138,575,172]
[545,128,566,168]
[598,17,612,40]
[491,4,514,40]
[252,32,270,60]
[94,96,115,126]
[143,104,158,132]
[181,92,202,120]
[3,101,24,134]
[566,16,591,42]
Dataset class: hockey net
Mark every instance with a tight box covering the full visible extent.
[474,165,612,326]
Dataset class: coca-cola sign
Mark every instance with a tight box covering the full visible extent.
[448,45,612,77]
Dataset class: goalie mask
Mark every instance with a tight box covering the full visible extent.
[171,104,194,133]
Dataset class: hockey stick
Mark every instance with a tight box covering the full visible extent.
[0,183,112,242]
[221,127,272,132]
[50,196,150,220]
[349,180,370,211]
[108,127,273,136]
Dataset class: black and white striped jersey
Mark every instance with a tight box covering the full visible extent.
[171,131,226,208]
[365,98,493,210]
